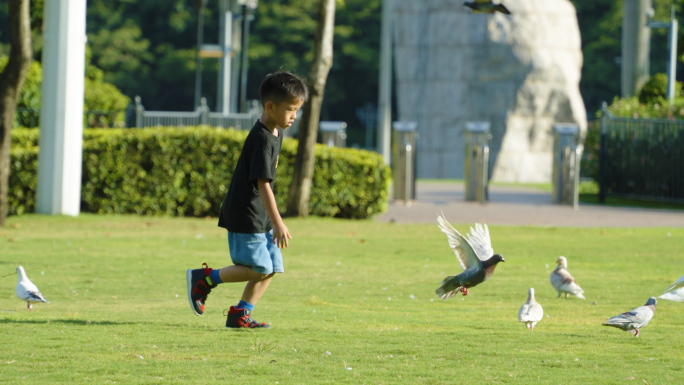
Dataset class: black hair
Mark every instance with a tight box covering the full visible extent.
[259,71,309,107]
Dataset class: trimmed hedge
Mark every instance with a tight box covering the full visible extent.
[9,127,391,219]
[8,146,39,216]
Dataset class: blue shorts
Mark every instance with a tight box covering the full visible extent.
[228,230,284,274]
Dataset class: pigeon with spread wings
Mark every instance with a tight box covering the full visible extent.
[435,214,505,299]
[464,0,511,15]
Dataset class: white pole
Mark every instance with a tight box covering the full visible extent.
[667,7,678,103]
[36,0,86,216]
[377,0,393,165]
[217,0,233,114]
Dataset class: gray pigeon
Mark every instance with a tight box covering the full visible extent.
[464,0,511,15]
[602,297,656,337]
[550,256,585,299]
[518,288,543,330]
[15,266,49,311]
[659,275,684,302]
[435,215,505,299]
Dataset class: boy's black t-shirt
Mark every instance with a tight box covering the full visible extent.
[218,120,283,233]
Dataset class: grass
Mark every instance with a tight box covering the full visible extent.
[580,194,684,211]
[577,180,684,211]
[1,214,683,384]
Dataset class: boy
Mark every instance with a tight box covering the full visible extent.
[186,71,308,328]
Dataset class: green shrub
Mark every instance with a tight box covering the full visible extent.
[9,128,40,148]
[1,53,130,128]
[638,73,682,104]
[9,127,390,219]
[8,147,39,216]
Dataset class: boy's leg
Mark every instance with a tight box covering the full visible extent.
[218,264,266,283]
[224,274,275,329]
[217,265,274,305]
[223,231,282,328]
[241,274,275,305]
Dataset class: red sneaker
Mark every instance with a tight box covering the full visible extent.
[225,306,270,329]
[186,263,217,316]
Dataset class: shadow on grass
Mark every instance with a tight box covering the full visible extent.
[0,317,143,326]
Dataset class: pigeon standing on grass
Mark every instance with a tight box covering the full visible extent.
[659,275,684,302]
[463,0,511,15]
[602,297,656,337]
[15,266,49,311]
[518,288,543,330]
[435,215,505,299]
[550,256,585,299]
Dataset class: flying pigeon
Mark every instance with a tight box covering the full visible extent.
[518,288,543,330]
[602,297,657,337]
[659,288,684,302]
[15,266,49,311]
[659,275,684,302]
[464,0,511,15]
[550,256,585,299]
[435,215,505,299]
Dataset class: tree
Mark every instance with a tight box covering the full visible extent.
[1,48,131,128]
[285,0,336,217]
[0,0,31,226]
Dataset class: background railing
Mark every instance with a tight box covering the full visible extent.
[133,97,259,130]
[599,104,684,203]
[13,97,262,131]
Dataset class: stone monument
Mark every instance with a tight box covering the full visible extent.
[392,0,586,182]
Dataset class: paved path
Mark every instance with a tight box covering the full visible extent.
[374,182,684,227]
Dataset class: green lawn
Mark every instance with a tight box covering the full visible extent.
[580,194,684,211]
[1,215,683,384]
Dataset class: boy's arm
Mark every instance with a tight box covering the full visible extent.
[257,178,291,248]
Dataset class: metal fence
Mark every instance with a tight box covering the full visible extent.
[133,97,259,130]
[599,104,684,203]
[14,97,260,130]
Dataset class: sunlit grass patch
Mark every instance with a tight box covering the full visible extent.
[0,214,682,384]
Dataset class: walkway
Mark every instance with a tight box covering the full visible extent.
[374,181,684,227]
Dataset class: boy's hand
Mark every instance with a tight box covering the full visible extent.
[272,222,292,248]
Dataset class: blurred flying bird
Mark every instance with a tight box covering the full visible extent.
[15,266,49,311]
[518,288,543,330]
[435,214,505,299]
[464,0,511,15]
[602,297,656,337]
[550,256,585,299]
[663,274,684,294]
[659,288,684,302]
[659,275,684,302]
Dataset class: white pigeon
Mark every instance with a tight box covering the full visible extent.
[602,297,657,337]
[15,266,49,311]
[659,275,684,302]
[518,288,543,330]
[550,256,585,299]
